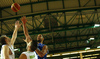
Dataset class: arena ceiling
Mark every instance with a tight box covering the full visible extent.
[0,0,100,58]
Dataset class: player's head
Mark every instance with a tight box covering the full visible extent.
[37,34,44,43]
[0,35,11,45]
[27,40,37,51]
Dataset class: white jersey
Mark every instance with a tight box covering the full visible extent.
[22,51,38,59]
[1,45,15,59]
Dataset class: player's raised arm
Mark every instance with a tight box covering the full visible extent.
[11,21,21,45]
[21,16,32,43]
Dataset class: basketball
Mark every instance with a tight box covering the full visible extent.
[11,3,20,12]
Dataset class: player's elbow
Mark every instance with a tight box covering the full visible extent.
[40,54,45,57]
[40,55,44,58]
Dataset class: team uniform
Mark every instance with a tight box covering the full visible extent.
[37,43,48,59]
[21,51,38,59]
[1,45,15,59]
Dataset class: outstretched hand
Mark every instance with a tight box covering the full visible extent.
[21,16,27,24]
[15,20,22,28]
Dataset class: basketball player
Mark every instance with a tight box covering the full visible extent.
[35,34,48,59]
[0,21,21,59]
[19,16,38,59]
[20,16,48,59]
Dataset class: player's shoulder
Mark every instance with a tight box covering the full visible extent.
[1,45,9,50]
[2,45,8,48]
[22,51,28,54]
[19,53,27,59]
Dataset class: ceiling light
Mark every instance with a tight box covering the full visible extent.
[86,40,89,43]
[97,46,100,48]
[89,38,95,41]
[85,47,90,50]
[94,24,100,28]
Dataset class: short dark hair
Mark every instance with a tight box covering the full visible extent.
[37,34,43,43]
[30,40,37,51]
[0,35,7,45]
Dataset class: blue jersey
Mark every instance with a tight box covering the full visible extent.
[37,43,48,59]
